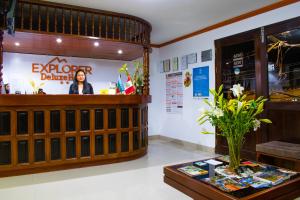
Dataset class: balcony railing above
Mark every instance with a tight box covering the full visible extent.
[0,0,152,47]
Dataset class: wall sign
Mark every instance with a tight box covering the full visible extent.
[201,49,212,62]
[233,52,243,68]
[187,53,197,64]
[193,66,209,97]
[166,72,183,113]
[32,56,93,84]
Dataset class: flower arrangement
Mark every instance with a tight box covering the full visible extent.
[197,84,272,169]
[29,80,45,94]
[118,61,143,95]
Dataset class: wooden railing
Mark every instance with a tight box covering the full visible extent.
[0,0,151,46]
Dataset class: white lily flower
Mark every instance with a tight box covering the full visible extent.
[253,119,261,131]
[230,84,244,97]
[212,107,224,118]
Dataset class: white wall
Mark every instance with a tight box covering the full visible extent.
[149,2,300,148]
[3,53,135,94]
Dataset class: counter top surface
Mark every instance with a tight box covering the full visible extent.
[0,95,151,106]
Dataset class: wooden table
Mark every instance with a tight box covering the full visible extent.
[164,160,300,200]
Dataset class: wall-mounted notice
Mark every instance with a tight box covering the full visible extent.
[181,55,188,70]
[201,49,212,62]
[193,66,209,97]
[187,53,197,64]
[163,59,171,72]
[166,72,183,113]
[172,57,179,71]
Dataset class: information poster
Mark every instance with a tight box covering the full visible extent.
[166,72,183,113]
[193,66,209,97]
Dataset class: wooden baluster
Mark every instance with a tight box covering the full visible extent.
[142,25,145,44]
[78,11,81,35]
[62,9,65,33]
[54,8,57,33]
[147,28,150,45]
[112,16,114,39]
[46,7,49,32]
[140,24,143,44]
[38,5,41,31]
[143,47,150,95]
[29,4,32,30]
[0,30,3,94]
[92,14,94,36]
[134,20,137,43]
[118,17,120,40]
[21,3,24,29]
[70,10,73,34]
[98,15,101,38]
[128,19,131,41]
[138,22,141,43]
[124,18,127,41]
[85,13,87,36]
[136,21,139,43]
[140,23,143,44]
[105,16,108,39]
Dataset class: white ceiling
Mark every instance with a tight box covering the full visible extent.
[46,0,280,44]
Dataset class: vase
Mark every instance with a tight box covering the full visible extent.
[226,134,244,170]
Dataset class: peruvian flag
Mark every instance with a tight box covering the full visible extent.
[125,75,135,94]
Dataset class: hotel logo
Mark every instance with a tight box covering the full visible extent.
[32,57,93,84]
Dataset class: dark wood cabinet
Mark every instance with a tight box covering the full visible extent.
[215,16,300,160]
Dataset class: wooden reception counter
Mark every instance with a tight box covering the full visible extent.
[0,95,150,177]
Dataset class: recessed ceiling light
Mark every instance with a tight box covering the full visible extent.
[118,50,123,54]
[15,42,20,46]
[94,42,99,47]
[56,38,62,43]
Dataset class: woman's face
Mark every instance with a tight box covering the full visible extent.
[76,71,86,82]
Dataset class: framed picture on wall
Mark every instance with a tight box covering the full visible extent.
[163,59,171,72]
[187,53,197,64]
[181,55,188,70]
[172,57,179,71]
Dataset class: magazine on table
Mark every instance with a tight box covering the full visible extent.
[203,175,249,192]
[177,165,208,177]
[254,170,292,185]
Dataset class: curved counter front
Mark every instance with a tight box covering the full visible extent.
[0,95,151,177]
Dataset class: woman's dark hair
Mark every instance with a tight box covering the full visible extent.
[69,69,93,94]
[73,69,87,85]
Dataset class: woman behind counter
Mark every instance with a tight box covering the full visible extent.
[69,69,94,94]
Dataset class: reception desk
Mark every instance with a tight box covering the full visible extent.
[0,95,150,177]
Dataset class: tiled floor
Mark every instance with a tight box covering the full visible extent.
[0,139,299,200]
[0,139,215,200]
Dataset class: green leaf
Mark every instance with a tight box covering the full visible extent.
[218,85,223,95]
[260,119,272,123]
[201,131,214,134]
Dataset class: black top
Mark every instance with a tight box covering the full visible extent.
[69,83,94,94]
